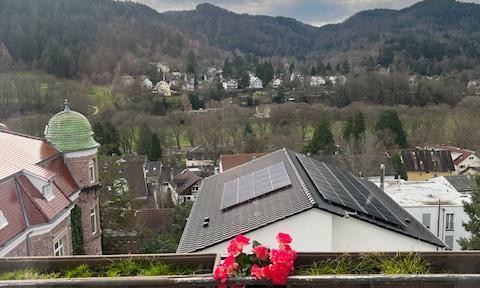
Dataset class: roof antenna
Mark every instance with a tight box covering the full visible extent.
[64,99,71,112]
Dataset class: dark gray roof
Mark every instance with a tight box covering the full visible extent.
[401,149,454,172]
[444,175,477,193]
[177,149,444,253]
[311,153,397,177]
[121,154,148,199]
[145,161,162,178]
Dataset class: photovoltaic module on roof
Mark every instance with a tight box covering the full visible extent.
[221,162,291,210]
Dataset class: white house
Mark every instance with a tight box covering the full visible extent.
[375,178,471,251]
[249,76,263,89]
[429,145,480,175]
[328,75,347,85]
[141,78,153,89]
[178,149,444,254]
[271,78,283,89]
[310,76,326,87]
[222,79,238,90]
[154,81,171,96]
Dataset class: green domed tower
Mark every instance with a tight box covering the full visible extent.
[45,99,99,153]
[45,99,102,255]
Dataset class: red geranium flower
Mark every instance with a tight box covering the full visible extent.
[250,264,262,280]
[252,245,269,261]
[234,235,250,246]
[270,262,292,285]
[276,232,292,246]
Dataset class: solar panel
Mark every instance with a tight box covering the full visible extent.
[296,154,403,227]
[221,162,291,210]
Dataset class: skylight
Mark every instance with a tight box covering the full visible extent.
[221,162,291,210]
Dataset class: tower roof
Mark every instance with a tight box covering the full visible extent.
[45,100,99,153]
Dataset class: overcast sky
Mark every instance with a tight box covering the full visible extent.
[135,0,480,26]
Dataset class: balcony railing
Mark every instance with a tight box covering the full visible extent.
[0,252,479,287]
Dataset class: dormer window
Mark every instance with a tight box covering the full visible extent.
[88,159,96,183]
[42,183,55,201]
[0,210,8,229]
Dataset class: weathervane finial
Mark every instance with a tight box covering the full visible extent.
[64,99,71,112]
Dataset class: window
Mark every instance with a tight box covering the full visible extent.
[446,213,455,231]
[53,234,67,256]
[192,183,199,194]
[90,207,97,235]
[469,156,474,160]
[0,210,8,230]
[42,184,54,201]
[88,159,96,183]
[422,213,431,228]
[445,235,454,250]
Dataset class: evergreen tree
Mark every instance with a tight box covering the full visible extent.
[375,110,408,148]
[240,71,250,88]
[310,66,316,76]
[137,122,152,155]
[335,63,341,73]
[342,116,354,140]
[262,61,274,86]
[316,61,326,75]
[392,154,408,180]
[326,62,332,73]
[306,118,336,155]
[93,121,121,155]
[341,60,350,74]
[459,177,480,250]
[186,50,196,74]
[147,133,162,161]
[352,111,366,140]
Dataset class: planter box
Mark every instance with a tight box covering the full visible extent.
[295,251,480,274]
[1,252,480,287]
[0,253,218,288]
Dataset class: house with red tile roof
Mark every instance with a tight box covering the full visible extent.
[428,145,480,175]
[219,153,268,173]
[0,100,102,256]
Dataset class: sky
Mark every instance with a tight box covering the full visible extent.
[134,0,480,27]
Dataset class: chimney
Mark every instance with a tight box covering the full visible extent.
[380,163,386,191]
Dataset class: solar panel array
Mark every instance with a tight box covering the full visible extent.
[221,162,291,210]
[296,154,404,227]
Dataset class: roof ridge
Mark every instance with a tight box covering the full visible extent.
[15,176,50,222]
[283,149,316,206]
[0,129,50,142]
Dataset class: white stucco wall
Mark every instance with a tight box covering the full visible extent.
[201,209,333,254]
[331,214,438,252]
[404,206,468,251]
[198,209,439,254]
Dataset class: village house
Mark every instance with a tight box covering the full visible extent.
[219,153,268,173]
[429,145,480,175]
[375,177,471,251]
[309,76,326,87]
[222,79,238,90]
[0,100,102,257]
[178,149,444,254]
[271,78,283,89]
[171,170,202,205]
[248,76,263,89]
[141,78,153,89]
[467,80,480,95]
[400,149,455,181]
[153,81,171,96]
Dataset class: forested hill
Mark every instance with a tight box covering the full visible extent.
[168,0,480,73]
[162,3,318,57]
[0,0,221,81]
[1,0,480,81]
